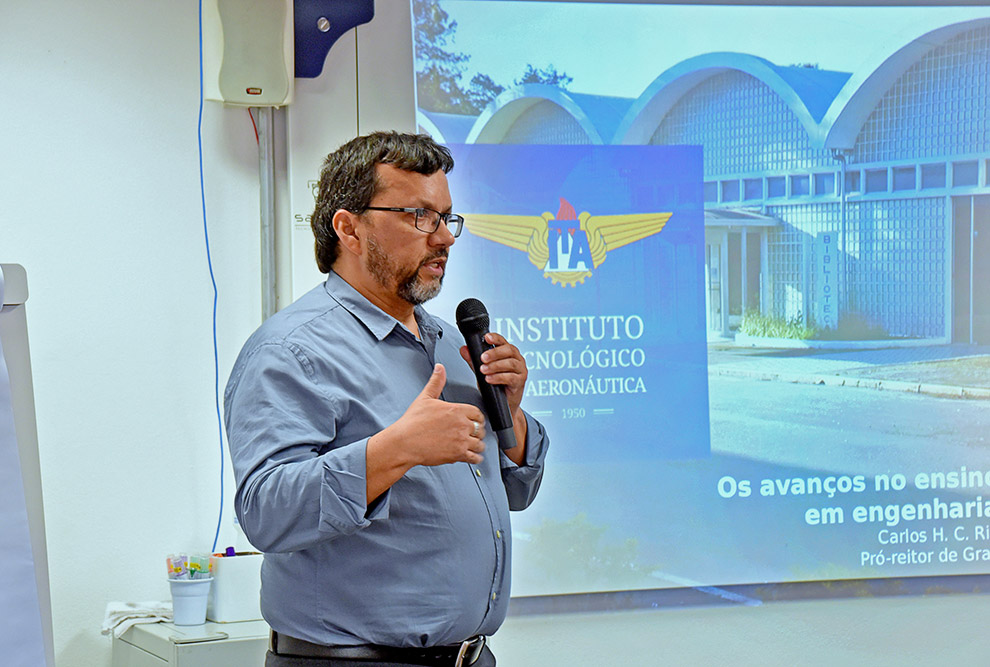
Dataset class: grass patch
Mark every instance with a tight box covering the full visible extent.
[739,310,816,339]
[741,310,897,341]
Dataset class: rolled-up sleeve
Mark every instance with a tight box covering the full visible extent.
[499,412,549,511]
[224,341,390,553]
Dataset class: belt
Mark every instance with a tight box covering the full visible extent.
[271,631,487,666]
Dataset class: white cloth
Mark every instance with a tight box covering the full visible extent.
[101,601,173,638]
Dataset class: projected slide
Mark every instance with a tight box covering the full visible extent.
[414,1,990,596]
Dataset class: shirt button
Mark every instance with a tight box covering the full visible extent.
[492,592,497,600]
[496,530,502,538]
[475,469,482,477]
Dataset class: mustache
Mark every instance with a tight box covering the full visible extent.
[420,250,449,265]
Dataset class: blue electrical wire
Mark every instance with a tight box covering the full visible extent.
[198,0,225,555]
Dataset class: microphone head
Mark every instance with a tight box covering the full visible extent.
[456,298,490,334]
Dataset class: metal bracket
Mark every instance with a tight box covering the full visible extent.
[294,0,375,78]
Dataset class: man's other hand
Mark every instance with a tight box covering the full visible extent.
[459,333,528,416]
[389,364,487,466]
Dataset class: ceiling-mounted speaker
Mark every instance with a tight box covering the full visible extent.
[202,0,294,107]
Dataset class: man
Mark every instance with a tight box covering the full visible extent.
[224,131,549,667]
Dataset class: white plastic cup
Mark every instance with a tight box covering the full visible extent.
[169,578,213,626]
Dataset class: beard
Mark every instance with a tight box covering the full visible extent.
[365,235,446,305]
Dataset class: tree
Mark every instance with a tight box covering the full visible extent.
[413,0,474,113]
[514,64,573,89]
[414,1,575,114]
[466,73,505,111]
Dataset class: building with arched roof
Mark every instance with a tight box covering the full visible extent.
[465,84,632,145]
[419,18,990,343]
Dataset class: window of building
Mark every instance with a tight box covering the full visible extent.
[952,160,979,187]
[720,179,740,202]
[743,178,763,200]
[892,166,916,191]
[865,168,888,193]
[767,176,786,198]
[789,174,810,196]
[845,170,861,193]
[704,181,718,203]
[814,172,835,196]
[920,163,946,189]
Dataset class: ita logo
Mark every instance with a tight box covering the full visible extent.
[464,198,672,287]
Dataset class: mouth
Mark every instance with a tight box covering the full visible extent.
[421,254,447,277]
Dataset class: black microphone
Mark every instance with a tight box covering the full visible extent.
[456,298,517,450]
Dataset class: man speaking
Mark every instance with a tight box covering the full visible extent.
[224,132,549,666]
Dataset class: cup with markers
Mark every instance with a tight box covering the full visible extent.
[165,553,213,625]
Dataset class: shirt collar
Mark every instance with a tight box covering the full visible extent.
[323,271,444,343]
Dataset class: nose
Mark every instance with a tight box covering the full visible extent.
[430,219,456,247]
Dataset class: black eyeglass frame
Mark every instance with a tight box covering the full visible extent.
[360,206,465,237]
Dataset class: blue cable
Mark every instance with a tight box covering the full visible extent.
[198,0,225,555]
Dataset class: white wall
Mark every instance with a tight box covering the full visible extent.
[2,2,416,664]
[4,2,264,664]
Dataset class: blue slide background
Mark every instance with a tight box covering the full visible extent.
[436,144,710,463]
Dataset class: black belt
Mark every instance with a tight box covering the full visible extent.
[271,631,487,666]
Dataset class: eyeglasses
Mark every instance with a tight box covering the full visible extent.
[362,206,464,238]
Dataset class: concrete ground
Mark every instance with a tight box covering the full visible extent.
[707,342,990,398]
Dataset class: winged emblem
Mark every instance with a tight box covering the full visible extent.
[463,198,672,287]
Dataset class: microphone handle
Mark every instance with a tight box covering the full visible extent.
[464,331,517,450]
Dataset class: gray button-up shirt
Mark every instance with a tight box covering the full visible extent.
[224,272,549,647]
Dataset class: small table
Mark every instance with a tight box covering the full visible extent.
[111,619,269,666]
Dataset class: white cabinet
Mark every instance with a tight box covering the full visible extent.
[112,620,269,667]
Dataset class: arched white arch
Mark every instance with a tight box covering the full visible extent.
[615,52,827,146]
[466,83,604,145]
[416,110,446,143]
[823,18,990,150]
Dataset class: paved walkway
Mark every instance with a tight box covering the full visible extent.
[707,342,990,399]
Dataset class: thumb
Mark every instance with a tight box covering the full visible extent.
[417,363,446,400]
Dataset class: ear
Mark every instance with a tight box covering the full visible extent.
[332,209,364,257]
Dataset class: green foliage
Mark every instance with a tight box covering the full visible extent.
[739,310,817,340]
[414,0,573,114]
[740,310,894,340]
